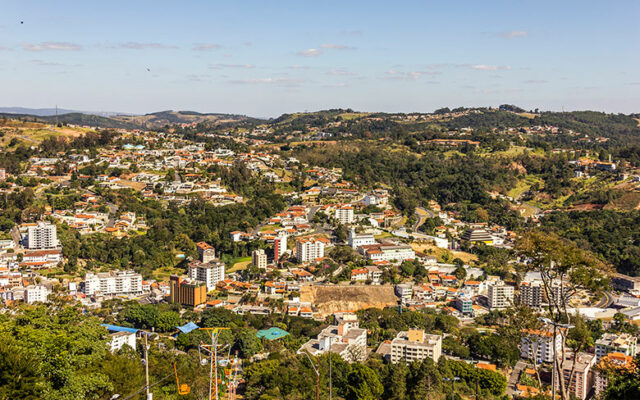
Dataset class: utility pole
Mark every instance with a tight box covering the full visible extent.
[329,338,332,400]
[427,374,431,400]
[302,351,320,400]
[539,317,574,400]
[144,333,151,400]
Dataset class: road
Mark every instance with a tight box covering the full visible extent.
[412,207,435,232]
[594,291,614,308]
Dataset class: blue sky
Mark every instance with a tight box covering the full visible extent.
[1,0,639,117]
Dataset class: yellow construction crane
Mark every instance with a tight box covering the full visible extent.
[173,362,191,395]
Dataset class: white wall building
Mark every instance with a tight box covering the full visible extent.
[26,222,59,250]
[487,280,514,309]
[390,329,442,364]
[24,285,51,304]
[188,261,225,292]
[109,331,137,352]
[520,329,563,364]
[84,271,143,296]
[348,229,375,249]
[296,237,327,263]
[252,249,268,269]
[595,333,637,361]
[335,205,355,225]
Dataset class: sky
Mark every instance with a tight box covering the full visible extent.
[1,0,639,117]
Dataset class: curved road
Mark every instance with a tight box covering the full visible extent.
[594,291,614,308]
[412,207,435,232]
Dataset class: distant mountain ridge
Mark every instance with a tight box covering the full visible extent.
[0,107,134,117]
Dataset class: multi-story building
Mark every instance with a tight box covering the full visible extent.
[360,244,415,263]
[348,229,375,249]
[84,271,143,296]
[298,314,367,362]
[390,329,442,364]
[595,332,637,361]
[188,261,225,292]
[109,331,137,352]
[351,268,368,282]
[594,352,635,396]
[455,296,473,316]
[520,329,563,364]
[520,280,544,308]
[252,249,268,269]
[296,237,327,263]
[274,232,288,263]
[554,352,596,400]
[335,205,354,225]
[487,280,514,309]
[395,283,413,304]
[26,222,59,250]
[169,276,207,307]
[196,242,216,263]
[23,285,51,304]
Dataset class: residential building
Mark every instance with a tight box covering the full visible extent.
[188,261,225,292]
[520,329,563,364]
[351,268,368,282]
[274,232,288,263]
[395,283,413,304]
[455,296,473,316]
[296,237,327,263]
[84,270,143,296]
[595,332,637,361]
[520,280,544,308]
[365,265,382,284]
[335,205,354,224]
[252,249,268,269]
[360,243,415,263]
[487,280,514,309]
[298,314,367,362]
[196,241,216,263]
[24,285,51,304]
[595,352,635,396]
[390,329,442,364]
[348,229,375,249]
[554,352,596,400]
[26,222,59,250]
[169,276,207,307]
[109,331,137,352]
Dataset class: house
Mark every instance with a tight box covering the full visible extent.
[298,314,367,362]
[351,268,368,282]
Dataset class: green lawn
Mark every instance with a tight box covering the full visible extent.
[228,256,252,273]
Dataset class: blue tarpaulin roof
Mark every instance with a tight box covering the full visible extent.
[176,322,200,334]
[102,324,139,334]
[256,327,289,340]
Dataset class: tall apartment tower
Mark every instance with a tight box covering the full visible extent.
[252,249,268,269]
[27,222,59,250]
[274,232,288,263]
[487,280,514,309]
[520,281,544,308]
[169,275,207,307]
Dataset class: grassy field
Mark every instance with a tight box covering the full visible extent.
[338,112,370,120]
[516,112,539,119]
[507,175,544,199]
[0,119,93,146]
[374,231,393,240]
[228,256,251,273]
[152,266,185,281]
[410,242,478,264]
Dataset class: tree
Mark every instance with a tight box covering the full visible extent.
[345,364,383,400]
[235,330,263,358]
[516,230,610,400]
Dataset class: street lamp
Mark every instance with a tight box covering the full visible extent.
[538,317,574,400]
[443,376,461,400]
[302,351,320,400]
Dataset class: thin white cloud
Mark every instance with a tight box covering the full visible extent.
[119,42,177,50]
[320,43,355,50]
[0,46,10,51]
[340,30,362,36]
[469,64,511,71]
[193,43,222,51]
[384,69,440,80]
[22,42,82,51]
[209,63,255,69]
[289,65,310,70]
[327,69,355,76]
[230,77,305,86]
[323,82,349,88]
[298,48,322,57]
[498,30,528,39]
[524,79,548,84]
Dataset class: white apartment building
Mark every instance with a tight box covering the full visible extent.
[520,329,563,364]
[109,331,137,352]
[188,261,225,292]
[26,222,59,250]
[298,314,367,362]
[335,205,355,225]
[487,280,514,309]
[395,283,413,304]
[296,237,327,263]
[252,249,268,269]
[348,229,375,249]
[390,329,442,364]
[520,280,544,308]
[24,285,51,304]
[595,332,637,361]
[84,270,143,296]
